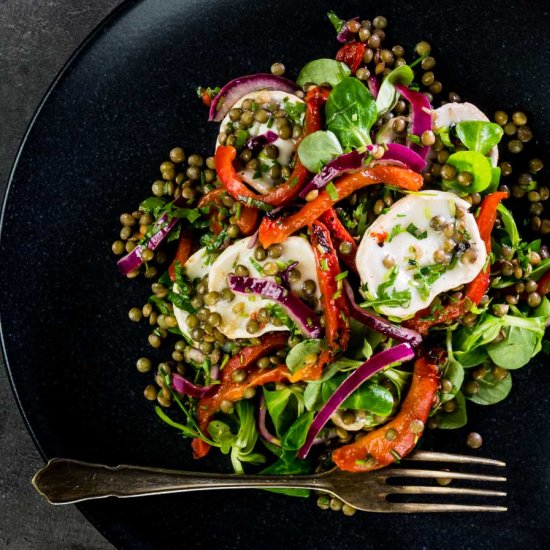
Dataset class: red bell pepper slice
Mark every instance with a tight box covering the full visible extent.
[331,356,440,472]
[197,188,259,236]
[259,87,330,206]
[214,146,259,203]
[336,42,367,74]
[214,87,330,208]
[403,191,508,335]
[538,271,550,296]
[319,208,358,273]
[258,164,423,248]
[191,332,289,458]
[168,229,193,282]
[309,221,350,354]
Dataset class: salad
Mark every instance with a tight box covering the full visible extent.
[113,12,550,514]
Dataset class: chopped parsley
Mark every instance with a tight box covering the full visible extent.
[326,182,339,201]
[361,266,412,309]
[406,223,428,240]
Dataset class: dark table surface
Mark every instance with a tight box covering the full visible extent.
[0,2,119,547]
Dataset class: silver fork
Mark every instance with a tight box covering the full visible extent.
[32,450,507,513]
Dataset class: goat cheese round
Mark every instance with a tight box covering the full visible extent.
[356,191,487,319]
[216,90,305,194]
[433,102,498,167]
[174,236,322,340]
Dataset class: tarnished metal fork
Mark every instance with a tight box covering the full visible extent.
[32,451,506,513]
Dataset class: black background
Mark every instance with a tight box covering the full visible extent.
[1,0,549,548]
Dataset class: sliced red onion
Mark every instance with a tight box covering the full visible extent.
[117,215,177,275]
[258,395,281,446]
[337,17,360,42]
[344,281,422,347]
[369,159,409,169]
[280,261,299,288]
[394,84,432,159]
[367,76,380,98]
[228,275,322,338]
[246,131,279,156]
[117,195,188,276]
[297,343,415,459]
[298,150,364,198]
[208,74,299,122]
[247,230,259,249]
[380,143,426,173]
[172,373,216,399]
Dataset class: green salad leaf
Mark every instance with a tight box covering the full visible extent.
[296,59,351,88]
[297,131,343,173]
[327,10,345,33]
[285,339,324,374]
[325,77,377,149]
[487,324,542,370]
[454,308,547,371]
[375,64,415,117]
[281,412,315,451]
[321,374,394,416]
[444,150,493,193]
[497,203,520,246]
[466,370,512,405]
[435,391,467,429]
[455,121,503,155]
[441,329,465,403]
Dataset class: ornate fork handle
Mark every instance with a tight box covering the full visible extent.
[33,459,330,505]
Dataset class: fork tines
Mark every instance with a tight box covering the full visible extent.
[379,451,507,513]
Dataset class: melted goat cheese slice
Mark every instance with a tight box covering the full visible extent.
[216,90,305,194]
[433,102,498,167]
[356,191,487,319]
[208,236,322,339]
[172,247,210,341]
[173,236,322,341]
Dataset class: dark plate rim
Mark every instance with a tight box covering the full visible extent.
[0,1,135,547]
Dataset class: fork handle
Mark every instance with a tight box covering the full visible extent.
[32,458,325,504]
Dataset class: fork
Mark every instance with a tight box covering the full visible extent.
[32,450,507,513]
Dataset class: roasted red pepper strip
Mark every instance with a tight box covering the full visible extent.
[287,349,330,383]
[214,87,330,207]
[191,332,289,458]
[197,188,259,236]
[320,208,358,273]
[403,191,509,334]
[214,146,259,202]
[336,42,367,74]
[538,271,550,296]
[259,165,423,248]
[168,229,193,282]
[219,332,289,384]
[309,221,350,353]
[332,357,440,472]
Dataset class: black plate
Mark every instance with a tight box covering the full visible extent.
[1,0,549,548]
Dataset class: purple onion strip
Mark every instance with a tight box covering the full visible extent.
[395,83,433,160]
[297,343,415,459]
[336,17,360,43]
[298,150,364,199]
[246,131,279,156]
[280,261,299,289]
[209,74,298,122]
[257,395,281,446]
[367,76,380,98]
[172,373,216,399]
[228,275,322,338]
[344,281,422,347]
